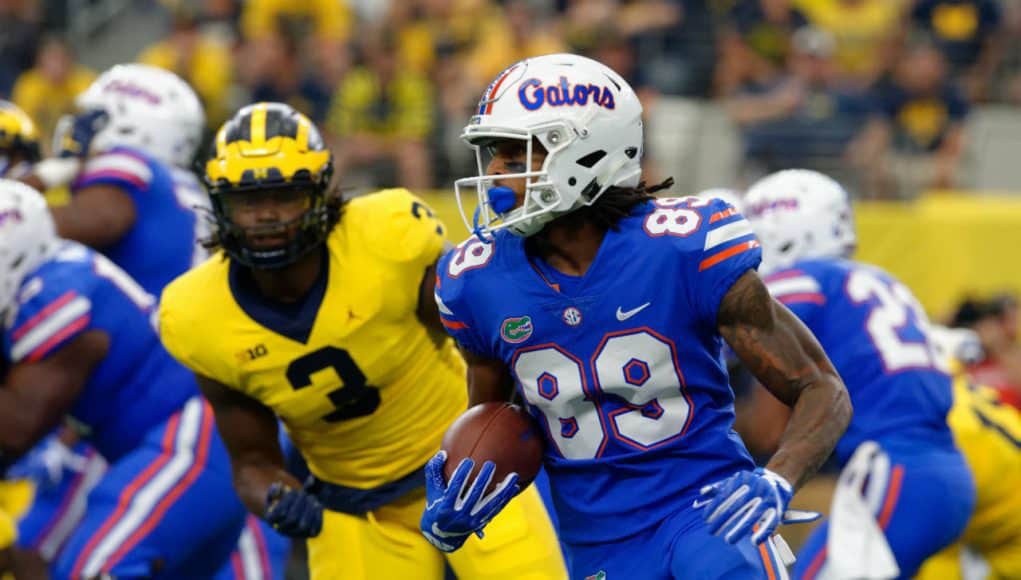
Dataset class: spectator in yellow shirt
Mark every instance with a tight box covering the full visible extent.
[137,9,233,127]
[11,37,95,151]
[326,32,435,191]
[241,0,351,42]
[241,0,351,88]
[468,1,565,91]
[794,0,906,86]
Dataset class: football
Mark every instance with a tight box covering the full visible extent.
[441,402,544,492]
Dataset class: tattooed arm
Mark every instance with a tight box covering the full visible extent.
[718,270,851,490]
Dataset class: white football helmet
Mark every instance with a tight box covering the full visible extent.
[0,179,59,325]
[72,64,205,168]
[454,53,644,238]
[743,169,856,273]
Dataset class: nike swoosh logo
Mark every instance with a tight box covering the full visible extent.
[616,302,651,321]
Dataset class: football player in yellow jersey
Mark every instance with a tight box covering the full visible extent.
[917,374,1021,580]
[0,479,32,577]
[158,102,565,579]
[0,508,12,576]
[0,100,41,180]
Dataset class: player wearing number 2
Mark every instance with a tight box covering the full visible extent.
[744,169,976,579]
[158,102,566,579]
[425,53,852,579]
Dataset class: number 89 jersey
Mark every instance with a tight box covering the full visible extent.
[159,189,468,489]
[763,259,956,464]
[436,197,761,544]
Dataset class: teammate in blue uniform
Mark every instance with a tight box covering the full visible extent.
[743,169,976,579]
[10,66,290,578]
[421,53,853,579]
[0,180,247,578]
[23,63,210,296]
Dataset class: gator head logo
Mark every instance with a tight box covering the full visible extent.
[500,315,533,344]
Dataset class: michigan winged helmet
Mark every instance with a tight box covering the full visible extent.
[0,101,41,178]
[205,102,336,269]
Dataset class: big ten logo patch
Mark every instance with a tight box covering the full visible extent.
[236,343,269,363]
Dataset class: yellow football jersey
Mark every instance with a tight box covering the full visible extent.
[0,480,32,551]
[159,188,467,488]
[950,379,1021,567]
[918,377,1021,579]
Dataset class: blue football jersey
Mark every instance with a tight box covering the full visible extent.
[71,147,209,296]
[436,196,762,543]
[764,259,955,463]
[2,242,199,461]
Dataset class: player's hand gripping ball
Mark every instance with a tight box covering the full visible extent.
[420,402,544,552]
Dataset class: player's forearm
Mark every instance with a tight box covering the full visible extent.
[0,392,49,458]
[766,375,851,490]
[233,458,304,517]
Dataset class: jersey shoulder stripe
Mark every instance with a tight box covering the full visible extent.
[11,292,92,362]
[764,270,826,305]
[77,150,153,190]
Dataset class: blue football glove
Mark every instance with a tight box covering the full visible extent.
[695,468,820,545]
[54,109,109,158]
[263,481,324,538]
[420,451,519,553]
[5,436,88,491]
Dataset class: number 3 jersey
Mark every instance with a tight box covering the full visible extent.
[435,197,762,544]
[763,259,956,463]
[158,188,468,490]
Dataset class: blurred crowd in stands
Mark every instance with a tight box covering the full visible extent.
[2,0,1020,197]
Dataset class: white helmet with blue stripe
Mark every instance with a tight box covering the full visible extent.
[454,53,644,239]
[0,179,57,325]
[743,169,857,274]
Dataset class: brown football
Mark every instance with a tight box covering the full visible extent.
[441,402,544,492]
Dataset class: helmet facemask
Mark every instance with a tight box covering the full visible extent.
[209,172,334,270]
[455,122,577,240]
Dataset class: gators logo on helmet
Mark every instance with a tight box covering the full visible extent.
[205,102,336,269]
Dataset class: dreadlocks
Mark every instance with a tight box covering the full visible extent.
[526,175,676,258]
[542,176,675,233]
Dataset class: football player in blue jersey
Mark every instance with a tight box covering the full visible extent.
[422,53,853,579]
[0,179,248,578]
[23,63,210,296]
[743,169,976,579]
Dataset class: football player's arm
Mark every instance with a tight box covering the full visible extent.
[49,185,137,249]
[464,349,516,407]
[194,374,302,515]
[415,245,454,334]
[0,331,107,466]
[718,270,852,490]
